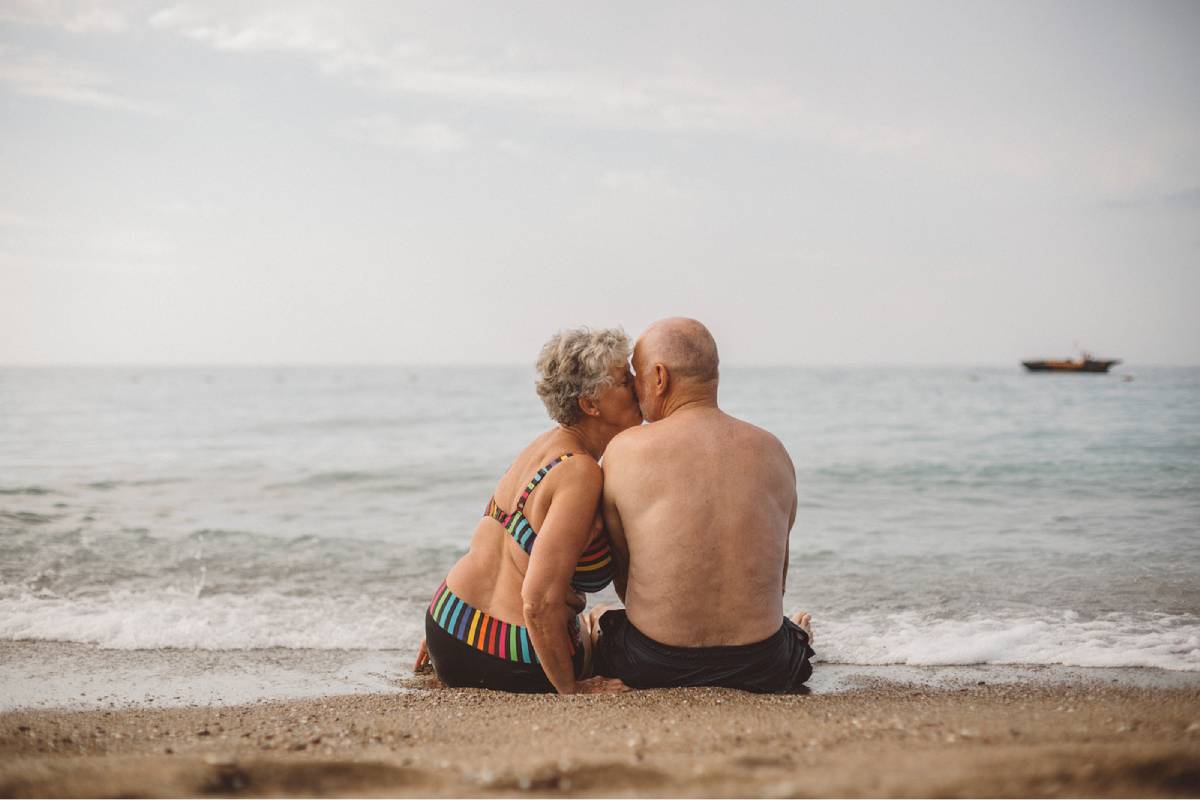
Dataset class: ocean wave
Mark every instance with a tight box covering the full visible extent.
[804,458,1197,493]
[241,414,434,435]
[265,471,389,490]
[0,510,60,526]
[84,478,185,491]
[3,591,1198,671]
[265,466,495,492]
[819,610,1200,671]
[0,591,424,651]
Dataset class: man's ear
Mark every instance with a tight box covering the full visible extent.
[578,395,602,418]
[654,363,670,396]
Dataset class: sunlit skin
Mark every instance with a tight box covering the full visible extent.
[415,364,641,694]
[599,318,812,650]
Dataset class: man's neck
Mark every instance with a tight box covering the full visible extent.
[661,390,719,419]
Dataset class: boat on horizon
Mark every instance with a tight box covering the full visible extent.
[1022,352,1122,373]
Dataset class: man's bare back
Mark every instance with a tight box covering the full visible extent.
[593,318,813,692]
[602,406,796,646]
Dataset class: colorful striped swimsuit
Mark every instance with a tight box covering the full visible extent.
[426,453,610,667]
[483,453,616,594]
[427,579,579,665]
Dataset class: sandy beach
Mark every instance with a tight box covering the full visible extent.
[3,677,1199,798]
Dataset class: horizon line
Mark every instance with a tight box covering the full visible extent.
[1,361,1196,370]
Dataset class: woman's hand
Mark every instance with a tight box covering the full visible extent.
[566,589,586,614]
[572,676,630,694]
[413,638,431,673]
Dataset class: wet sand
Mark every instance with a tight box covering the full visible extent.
[3,679,1199,797]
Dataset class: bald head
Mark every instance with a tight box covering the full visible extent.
[639,317,720,385]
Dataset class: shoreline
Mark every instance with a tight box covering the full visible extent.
[4,639,1200,714]
[3,680,1199,797]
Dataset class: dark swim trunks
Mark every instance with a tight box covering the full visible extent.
[592,609,815,693]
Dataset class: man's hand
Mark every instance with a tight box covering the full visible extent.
[572,676,631,694]
[413,638,431,673]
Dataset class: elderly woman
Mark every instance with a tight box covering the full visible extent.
[415,328,642,694]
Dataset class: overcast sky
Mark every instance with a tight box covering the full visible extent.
[1,1,1197,366]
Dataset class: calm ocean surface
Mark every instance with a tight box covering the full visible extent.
[2,366,1198,673]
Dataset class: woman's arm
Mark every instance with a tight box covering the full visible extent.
[522,459,603,694]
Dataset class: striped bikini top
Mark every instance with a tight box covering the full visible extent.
[484,453,615,593]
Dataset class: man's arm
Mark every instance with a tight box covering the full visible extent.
[783,463,798,595]
[602,491,629,603]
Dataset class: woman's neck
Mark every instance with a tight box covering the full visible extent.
[559,418,615,460]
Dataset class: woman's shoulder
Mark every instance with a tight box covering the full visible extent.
[506,430,599,484]
[557,451,601,482]
[521,426,589,459]
[531,434,601,489]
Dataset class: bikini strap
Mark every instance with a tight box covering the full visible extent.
[513,453,574,514]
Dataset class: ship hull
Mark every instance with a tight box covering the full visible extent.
[1022,360,1120,373]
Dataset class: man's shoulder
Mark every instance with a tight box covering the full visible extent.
[737,416,786,448]
[605,423,655,459]
[725,415,795,470]
[603,424,670,482]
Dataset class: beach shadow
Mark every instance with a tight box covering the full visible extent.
[478,761,668,795]
[202,759,427,796]
[0,757,433,798]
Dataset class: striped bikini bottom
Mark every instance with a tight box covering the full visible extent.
[426,580,583,679]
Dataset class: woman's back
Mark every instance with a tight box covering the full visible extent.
[445,428,588,623]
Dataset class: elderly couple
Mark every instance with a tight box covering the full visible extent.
[414,318,815,694]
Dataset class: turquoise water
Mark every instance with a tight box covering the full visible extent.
[1,366,1197,671]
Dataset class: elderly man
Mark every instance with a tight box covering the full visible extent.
[592,317,815,692]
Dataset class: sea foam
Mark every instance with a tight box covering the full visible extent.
[3,591,1198,671]
[819,609,1200,671]
[0,591,423,651]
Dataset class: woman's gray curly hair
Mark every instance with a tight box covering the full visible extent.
[535,327,631,425]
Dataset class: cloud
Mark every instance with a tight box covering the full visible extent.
[0,214,180,276]
[141,4,1184,198]
[1102,187,1200,212]
[142,4,947,168]
[149,5,570,105]
[143,5,806,136]
[338,116,467,155]
[496,139,534,158]
[91,227,173,261]
[148,5,347,56]
[0,49,160,114]
[0,208,39,228]
[0,0,131,33]
[827,121,930,155]
[1163,188,1200,210]
[599,169,678,195]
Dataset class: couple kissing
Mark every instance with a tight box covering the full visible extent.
[414,317,815,694]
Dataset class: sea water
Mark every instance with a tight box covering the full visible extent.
[1,366,1198,706]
